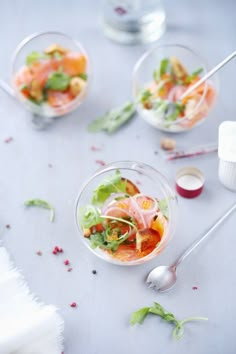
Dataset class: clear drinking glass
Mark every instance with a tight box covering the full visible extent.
[101,0,166,45]
[133,44,219,133]
[75,161,178,266]
[11,31,90,119]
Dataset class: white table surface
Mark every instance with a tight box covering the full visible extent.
[0,1,236,353]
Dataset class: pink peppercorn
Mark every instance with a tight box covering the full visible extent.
[95,159,106,166]
[64,259,70,266]
[52,246,63,255]
[70,302,77,308]
[4,137,13,144]
[114,6,127,15]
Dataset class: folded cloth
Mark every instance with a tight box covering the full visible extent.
[0,247,64,354]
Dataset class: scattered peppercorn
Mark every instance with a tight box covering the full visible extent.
[64,259,70,266]
[91,145,102,152]
[67,267,73,272]
[52,246,63,255]
[114,6,127,15]
[192,286,198,290]
[4,137,13,144]
[92,270,97,275]
[36,251,43,256]
[70,302,77,308]
[5,224,11,229]
[95,159,106,166]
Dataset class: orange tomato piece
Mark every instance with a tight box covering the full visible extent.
[205,85,217,106]
[181,84,217,129]
[161,73,171,80]
[122,178,140,196]
[137,228,161,256]
[108,243,137,262]
[47,90,73,107]
[14,66,33,87]
[62,53,87,76]
[151,217,165,237]
[94,224,104,233]
[158,81,174,99]
[30,59,61,87]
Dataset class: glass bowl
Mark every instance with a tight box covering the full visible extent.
[11,31,90,118]
[75,161,178,266]
[132,44,219,133]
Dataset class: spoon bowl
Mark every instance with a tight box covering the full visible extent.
[147,265,177,291]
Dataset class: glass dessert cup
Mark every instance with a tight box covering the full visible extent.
[133,44,219,133]
[11,31,90,118]
[75,161,178,266]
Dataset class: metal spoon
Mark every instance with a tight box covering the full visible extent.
[0,78,52,130]
[146,202,236,292]
[180,50,236,100]
[163,50,236,121]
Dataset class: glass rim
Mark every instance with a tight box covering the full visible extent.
[75,160,178,266]
[10,30,91,116]
[132,43,212,126]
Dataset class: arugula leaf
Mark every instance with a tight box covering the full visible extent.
[148,302,166,317]
[46,71,70,91]
[130,301,208,340]
[26,51,41,65]
[165,102,185,122]
[89,227,129,252]
[158,198,169,218]
[153,58,169,82]
[153,100,168,112]
[52,51,63,60]
[91,170,127,206]
[19,83,29,91]
[186,67,203,83]
[24,199,55,222]
[79,205,102,229]
[89,232,106,249]
[78,73,88,81]
[26,51,50,65]
[140,90,152,103]
[130,307,150,325]
[88,102,135,134]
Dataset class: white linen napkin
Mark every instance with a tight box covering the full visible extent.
[0,247,64,354]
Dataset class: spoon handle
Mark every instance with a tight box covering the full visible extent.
[0,79,15,98]
[173,202,236,269]
[181,50,236,100]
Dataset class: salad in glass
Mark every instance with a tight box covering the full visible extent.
[76,166,175,264]
[133,45,218,132]
[12,32,89,118]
